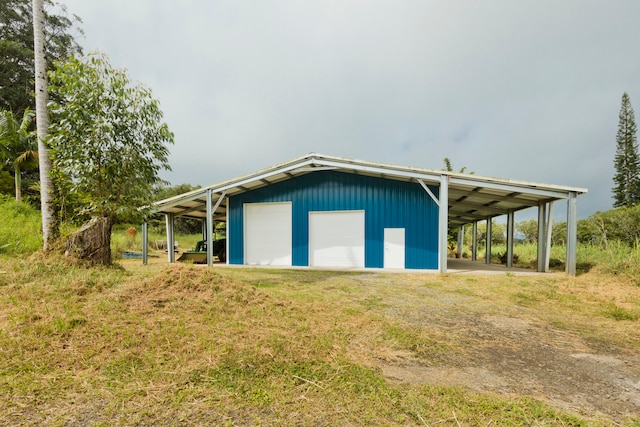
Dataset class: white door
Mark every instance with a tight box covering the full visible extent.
[244,202,292,265]
[309,211,365,268]
[384,228,405,269]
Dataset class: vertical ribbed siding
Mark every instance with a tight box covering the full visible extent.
[229,170,439,269]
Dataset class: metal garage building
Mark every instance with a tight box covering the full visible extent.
[144,153,587,275]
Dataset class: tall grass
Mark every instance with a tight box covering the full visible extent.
[0,196,202,259]
[466,240,640,282]
[0,195,42,255]
[582,241,640,284]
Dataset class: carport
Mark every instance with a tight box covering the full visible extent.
[143,153,587,275]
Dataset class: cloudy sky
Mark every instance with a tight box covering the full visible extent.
[58,0,640,219]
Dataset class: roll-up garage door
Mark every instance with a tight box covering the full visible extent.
[309,210,365,268]
[244,202,292,265]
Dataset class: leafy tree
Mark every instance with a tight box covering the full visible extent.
[0,109,37,201]
[516,219,538,243]
[0,0,82,117]
[580,206,640,247]
[613,92,640,208]
[550,221,567,246]
[153,183,201,201]
[48,52,174,264]
[466,220,505,246]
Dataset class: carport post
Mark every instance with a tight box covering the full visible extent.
[206,189,213,266]
[438,174,448,273]
[165,213,175,263]
[485,218,492,265]
[537,202,547,272]
[456,225,464,258]
[566,191,578,276]
[471,221,478,261]
[142,221,148,265]
[506,211,514,268]
[545,202,554,272]
[537,201,554,272]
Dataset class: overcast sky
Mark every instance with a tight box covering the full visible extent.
[58,0,640,219]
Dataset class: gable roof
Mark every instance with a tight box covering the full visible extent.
[150,153,587,227]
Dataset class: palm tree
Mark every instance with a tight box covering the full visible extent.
[32,0,58,248]
[0,109,37,202]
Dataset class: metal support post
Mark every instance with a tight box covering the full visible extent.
[472,221,478,261]
[142,221,148,265]
[439,175,449,273]
[537,202,547,272]
[566,192,578,276]
[485,218,492,265]
[165,213,175,263]
[506,211,514,268]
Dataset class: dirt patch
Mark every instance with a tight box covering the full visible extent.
[380,310,640,422]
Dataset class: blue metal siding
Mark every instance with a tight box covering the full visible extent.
[229,170,439,269]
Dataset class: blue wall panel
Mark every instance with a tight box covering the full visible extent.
[229,170,439,269]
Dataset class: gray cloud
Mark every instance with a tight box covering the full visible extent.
[61,0,640,218]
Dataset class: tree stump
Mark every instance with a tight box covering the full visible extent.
[65,216,114,265]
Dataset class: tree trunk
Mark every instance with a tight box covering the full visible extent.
[65,217,114,265]
[32,0,58,249]
[15,163,21,202]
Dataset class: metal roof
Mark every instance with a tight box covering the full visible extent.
[150,153,588,227]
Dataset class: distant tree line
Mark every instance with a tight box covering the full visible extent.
[457,203,640,251]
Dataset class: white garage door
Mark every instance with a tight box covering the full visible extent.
[244,202,292,265]
[309,211,365,268]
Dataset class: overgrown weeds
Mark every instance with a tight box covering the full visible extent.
[476,241,640,283]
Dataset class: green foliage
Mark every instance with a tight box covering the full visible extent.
[613,92,640,208]
[550,221,568,246]
[0,168,13,195]
[590,240,640,284]
[0,109,37,201]
[579,205,640,246]
[0,0,82,116]
[516,218,538,243]
[48,52,174,223]
[0,194,42,254]
[508,206,640,253]
[442,157,474,174]
[466,220,506,245]
[153,183,202,200]
[514,218,568,246]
